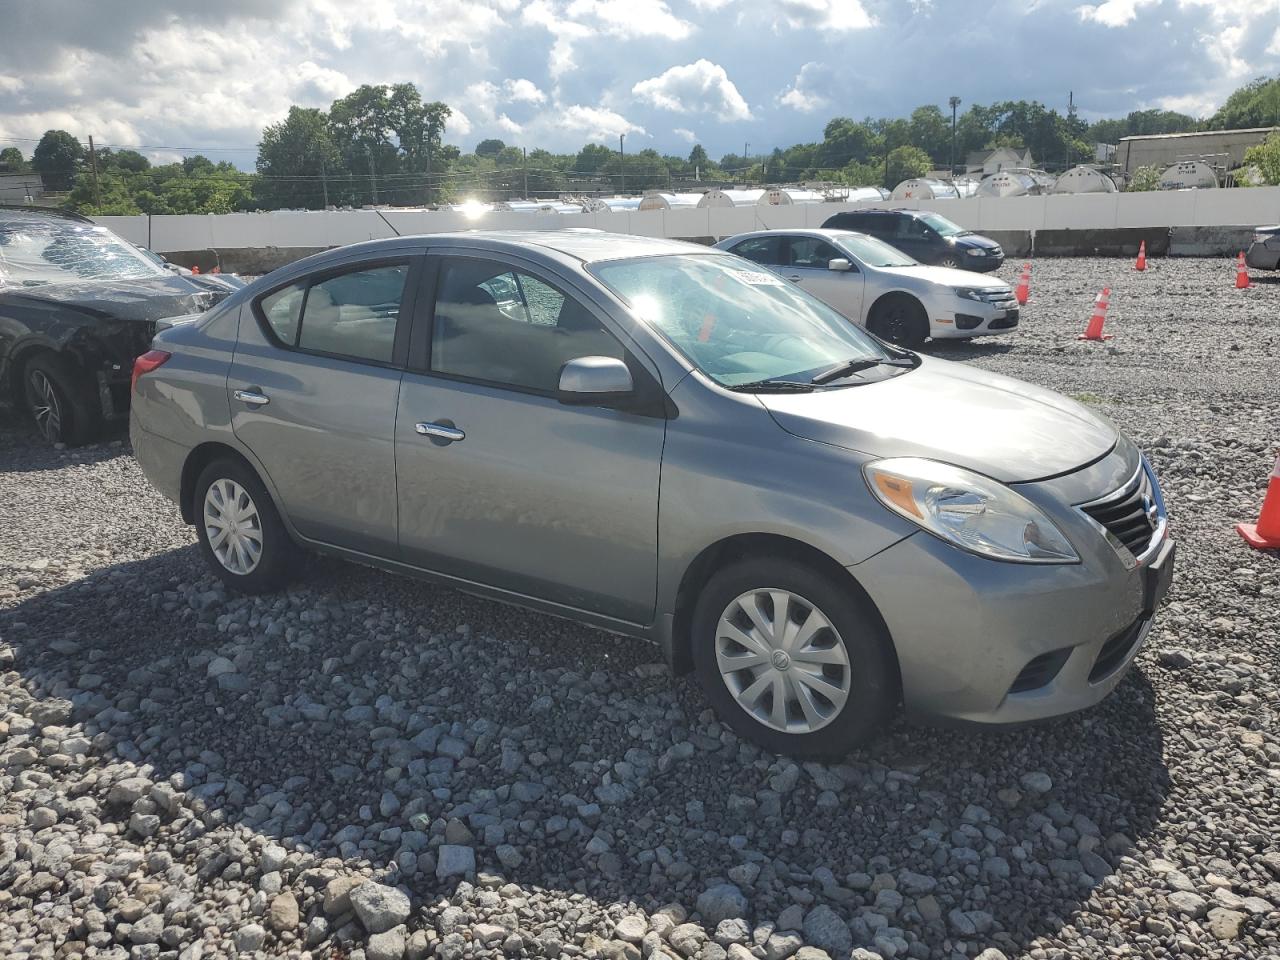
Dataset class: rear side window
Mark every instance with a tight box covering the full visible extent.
[729,236,783,265]
[297,264,407,363]
[260,283,305,344]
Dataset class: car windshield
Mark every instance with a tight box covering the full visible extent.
[916,212,968,238]
[831,232,918,268]
[590,253,893,387]
[0,218,165,287]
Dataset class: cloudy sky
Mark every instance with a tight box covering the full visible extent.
[0,0,1277,168]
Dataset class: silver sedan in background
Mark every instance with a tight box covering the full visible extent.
[715,228,1019,346]
[131,231,1172,756]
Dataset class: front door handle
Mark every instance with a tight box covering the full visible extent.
[416,421,465,442]
[786,275,802,282]
[233,388,270,406]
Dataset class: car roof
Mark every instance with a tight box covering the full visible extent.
[0,206,98,227]
[726,227,870,242]
[406,230,708,264]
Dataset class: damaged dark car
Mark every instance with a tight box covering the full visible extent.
[0,208,243,444]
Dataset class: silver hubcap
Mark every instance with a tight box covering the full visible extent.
[28,371,62,442]
[203,479,263,575]
[715,588,851,734]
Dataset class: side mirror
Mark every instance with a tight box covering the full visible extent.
[828,258,853,272]
[557,356,634,407]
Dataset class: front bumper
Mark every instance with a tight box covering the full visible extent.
[955,249,1005,273]
[931,298,1020,338]
[851,454,1173,725]
[1245,239,1280,271]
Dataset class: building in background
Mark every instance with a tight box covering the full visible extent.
[1115,127,1279,177]
[0,173,45,205]
[965,147,1034,176]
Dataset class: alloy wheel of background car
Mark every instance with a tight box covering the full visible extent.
[26,369,62,443]
[691,557,895,757]
[203,478,264,575]
[714,587,852,734]
[939,256,961,269]
[194,458,301,593]
[21,354,100,446]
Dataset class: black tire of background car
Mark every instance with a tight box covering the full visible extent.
[690,557,896,758]
[194,458,302,594]
[22,352,102,446]
[867,295,930,347]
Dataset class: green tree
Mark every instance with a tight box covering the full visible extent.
[1208,76,1280,130]
[32,129,85,190]
[111,149,151,173]
[821,117,876,167]
[603,148,669,192]
[475,138,505,158]
[575,143,615,175]
[884,145,932,187]
[908,105,948,161]
[1126,165,1162,191]
[0,147,27,172]
[1243,133,1280,185]
[257,106,344,209]
[688,143,710,171]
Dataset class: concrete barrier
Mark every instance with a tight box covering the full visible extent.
[1033,228,1171,258]
[1168,225,1258,257]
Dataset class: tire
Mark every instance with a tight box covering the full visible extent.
[867,296,929,347]
[22,353,101,445]
[690,557,896,757]
[194,457,301,593]
[938,256,962,270]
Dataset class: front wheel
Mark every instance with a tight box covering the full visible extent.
[194,458,301,593]
[23,354,101,445]
[691,558,896,757]
[938,255,962,269]
[867,296,929,347]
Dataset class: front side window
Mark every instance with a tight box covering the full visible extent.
[788,237,842,268]
[431,258,624,393]
[591,253,892,388]
[260,283,305,344]
[917,212,966,238]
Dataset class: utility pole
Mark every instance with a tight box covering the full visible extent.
[425,141,433,207]
[744,142,750,183]
[1066,91,1075,171]
[949,97,961,177]
[522,147,528,199]
[88,135,100,207]
[366,144,379,205]
[619,134,626,194]
[320,155,330,209]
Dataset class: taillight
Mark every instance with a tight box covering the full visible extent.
[132,350,172,392]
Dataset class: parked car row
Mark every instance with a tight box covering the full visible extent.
[130,230,1174,755]
[0,207,244,444]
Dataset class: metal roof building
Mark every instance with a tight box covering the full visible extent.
[1115,127,1278,175]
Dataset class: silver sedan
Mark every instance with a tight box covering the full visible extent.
[131,230,1173,756]
[715,228,1020,345]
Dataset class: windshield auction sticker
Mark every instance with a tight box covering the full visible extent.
[732,270,784,286]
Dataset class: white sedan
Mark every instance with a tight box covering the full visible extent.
[714,228,1019,346]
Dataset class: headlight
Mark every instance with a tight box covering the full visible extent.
[965,248,985,257]
[864,458,1079,564]
[954,287,988,302]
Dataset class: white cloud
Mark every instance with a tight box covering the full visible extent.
[553,104,645,141]
[777,61,830,113]
[672,127,697,142]
[293,60,352,104]
[565,0,694,38]
[504,79,547,104]
[1076,0,1158,27]
[775,0,874,32]
[632,60,751,120]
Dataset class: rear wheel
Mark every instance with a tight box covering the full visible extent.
[194,458,301,593]
[22,353,101,445]
[867,296,929,347]
[691,557,896,757]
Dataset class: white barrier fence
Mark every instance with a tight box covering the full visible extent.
[94,186,1280,253]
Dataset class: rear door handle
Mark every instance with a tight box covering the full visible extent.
[416,421,465,442]
[233,389,270,406]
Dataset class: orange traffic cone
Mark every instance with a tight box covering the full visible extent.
[1135,240,1147,271]
[191,264,200,275]
[1235,251,1250,289]
[1237,452,1280,549]
[1078,287,1112,341]
[1014,263,1031,305]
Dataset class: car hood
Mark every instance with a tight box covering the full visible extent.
[0,274,227,323]
[758,356,1116,483]
[878,264,1010,289]
[955,233,1001,251]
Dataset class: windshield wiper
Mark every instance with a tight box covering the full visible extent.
[810,356,915,385]
[728,379,815,393]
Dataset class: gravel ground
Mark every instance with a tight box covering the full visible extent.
[0,255,1278,960]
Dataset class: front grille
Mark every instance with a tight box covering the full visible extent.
[989,313,1019,329]
[1080,467,1159,558]
[1090,617,1144,682]
[1010,647,1072,693]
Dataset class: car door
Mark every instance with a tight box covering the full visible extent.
[781,236,867,322]
[725,234,785,273]
[891,215,940,263]
[394,252,665,624]
[228,256,419,554]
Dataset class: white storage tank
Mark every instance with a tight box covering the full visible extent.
[1051,166,1119,194]
[976,171,1043,198]
[890,178,960,200]
[843,185,891,202]
[1159,161,1218,190]
[698,188,767,208]
[761,188,824,205]
[637,192,704,211]
[581,196,643,213]
[952,178,981,198]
